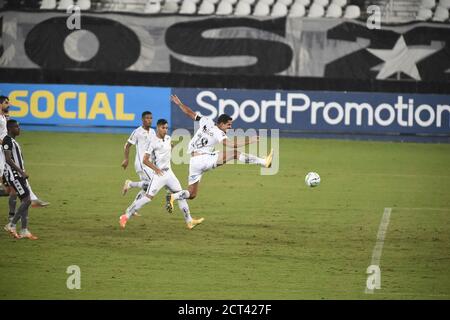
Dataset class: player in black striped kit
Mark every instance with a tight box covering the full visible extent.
[3,120,38,240]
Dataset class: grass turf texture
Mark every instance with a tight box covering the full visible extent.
[0,131,449,299]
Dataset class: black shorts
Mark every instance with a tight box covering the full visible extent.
[2,175,8,187]
[4,174,29,200]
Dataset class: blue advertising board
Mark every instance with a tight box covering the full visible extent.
[171,88,450,142]
[1,84,449,141]
[0,83,171,133]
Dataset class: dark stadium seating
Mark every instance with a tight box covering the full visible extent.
[1,0,450,23]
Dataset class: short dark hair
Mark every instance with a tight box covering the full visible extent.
[217,114,232,124]
[7,119,18,129]
[0,95,9,104]
[142,111,152,118]
[157,119,168,127]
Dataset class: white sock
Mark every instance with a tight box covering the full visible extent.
[173,190,190,200]
[238,153,266,166]
[130,181,147,189]
[177,199,192,223]
[133,190,146,203]
[126,196,151,218]
[27,185,38,201]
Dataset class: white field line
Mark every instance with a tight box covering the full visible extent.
[365,207,392,294]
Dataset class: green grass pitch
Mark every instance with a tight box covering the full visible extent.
[0,131,449,299]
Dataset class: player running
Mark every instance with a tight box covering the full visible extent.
[167,95,273,210]
[121,111,156,215]
[3,120,38,240]
[119,119,204,230]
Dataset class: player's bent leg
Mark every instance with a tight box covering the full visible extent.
[122,179,132,195]
[216,150,240,167]
[18,195,38,240]
[187,183,198,199]
[120,174,165,229]
[27,181,50,208]
[164,172,182,214]
[6,191,31,239]
[123,180,149,195]
[131,190,147,217]
[8,194,17,222]
[235,149,274,168]
[170,181,199,204]
[120,194,153,229]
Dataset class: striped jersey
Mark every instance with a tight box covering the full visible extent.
[0,114,7,175]
[2,135,25,178]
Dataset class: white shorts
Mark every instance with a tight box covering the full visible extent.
[145,169,183,197]
[188,153,219,185]
[0,146,5,177]
[136,167,154,182]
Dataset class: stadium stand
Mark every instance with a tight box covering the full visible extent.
[179,0,197,13]
[288,2,306,16]
[144,0,161,13]
[307,3,325,17]
[326,3,343,17]
[216,0,233,15]
[253,1,270,15]
[1,0,449,23]
[234,1,251,15]
[271,1,288,16]
[198,0,214,14]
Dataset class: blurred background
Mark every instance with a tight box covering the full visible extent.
[0,0,449,141]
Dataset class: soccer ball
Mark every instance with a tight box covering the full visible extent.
[305,172,320,187]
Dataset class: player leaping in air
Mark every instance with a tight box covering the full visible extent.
[166,94,273,210]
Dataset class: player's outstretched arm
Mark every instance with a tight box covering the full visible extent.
[171,95,197,121]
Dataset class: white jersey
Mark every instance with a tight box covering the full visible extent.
[145,135,172,170]
[188,116,227,154]
[127,126,156,173]
[0,114,7,176]
[0,114,7,140]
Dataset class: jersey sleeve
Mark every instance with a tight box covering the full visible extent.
[144,141,154,155]
[2,136,13,151]
[199,116,214,128]
[127,129,137,145]
[194,112,202,121]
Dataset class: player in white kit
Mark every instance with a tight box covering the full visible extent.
[120,111,156,215]
[0,96,49,223]
[121,111,156,181]
[0,96,7,179]
[167,95,273,209]
[119,119,204,230]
